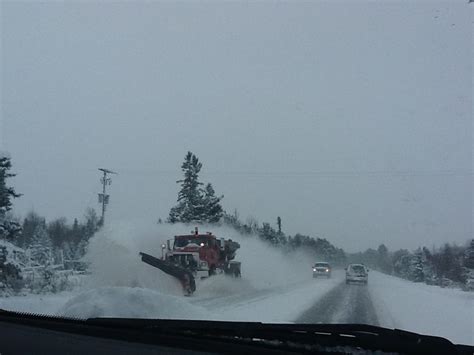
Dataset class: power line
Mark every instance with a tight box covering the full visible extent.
[93,168,472,179]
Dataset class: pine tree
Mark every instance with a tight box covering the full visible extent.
[201,183,224,223]
[259,223,279,245]
[20,211,44,248]
[392,249,410,278]
[408,249,424,282]
[437,243,454,278]
[47,217,69,249]
[464,239,474,269]
[83,208,100,239]
[70,218,82,247]
[421,246,436,284]
[377,244,392,273]
[0,156,21,242]
[29,220,52,266]
[168,152,203,223]
[168,152,224,224]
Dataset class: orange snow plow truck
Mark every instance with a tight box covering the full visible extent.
[139,228,241,295]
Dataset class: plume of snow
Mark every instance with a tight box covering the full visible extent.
[84,220,316,297]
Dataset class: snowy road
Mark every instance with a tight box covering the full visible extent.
[189,271,344,323]
[0,270,472,345]
[296,282,378,325]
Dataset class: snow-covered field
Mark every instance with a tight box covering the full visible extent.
[1,222,472,346]
[369,271,473,345]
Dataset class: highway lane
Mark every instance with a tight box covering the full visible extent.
[296,281,379,325]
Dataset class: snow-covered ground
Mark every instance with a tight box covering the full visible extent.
[1,222,472,346]
[0,270,472,345]
[0,291,74,315]
[0,274,342,322]
[369,271,473,345]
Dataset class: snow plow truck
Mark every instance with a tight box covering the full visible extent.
[139,228,241,295]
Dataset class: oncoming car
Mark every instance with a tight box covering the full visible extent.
[312,262,331,278]
[345,264,369,284]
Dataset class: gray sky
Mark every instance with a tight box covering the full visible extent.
[1,1,472,252]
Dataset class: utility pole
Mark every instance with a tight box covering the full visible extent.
[98,168,117,225]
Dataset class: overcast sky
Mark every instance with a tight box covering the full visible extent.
[1,1,472,252]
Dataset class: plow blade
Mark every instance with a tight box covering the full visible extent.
[139,252,196,295]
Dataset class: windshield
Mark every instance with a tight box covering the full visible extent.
[174,236,207,248]
[315,263,329,268]
[0,0,472,348]
[349,265,366,274]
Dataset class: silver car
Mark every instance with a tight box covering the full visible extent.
[345,264,368,284]
[313,262,331,278]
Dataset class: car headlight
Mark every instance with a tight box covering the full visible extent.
[325,268,329,272]
[313,268,316,271]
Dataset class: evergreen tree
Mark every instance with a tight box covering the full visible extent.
[408,249,424,282]
[421,247,436,284]
[83,208,100,239]
[259,222,279,245]
[377,244,392,273]
[168,152,224,224]
[436,243,454,278]
[20,211,44,248]
[168,152,203,223]
[47,217,69,249]
[29,220,52,266]
[70,218,83,247]
[392,249,411,278]
[201,183,224,223]
[464,239,474,269]
[0,156,21,242]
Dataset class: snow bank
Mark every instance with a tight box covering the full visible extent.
[58,287,211,320]
[369,271,473,345]
[0,291,74,314]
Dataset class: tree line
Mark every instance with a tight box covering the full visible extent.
[0,155,101,293]
[348,241,474,290]
[0,155,100,264]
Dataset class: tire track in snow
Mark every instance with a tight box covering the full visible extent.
[296,282,379,325]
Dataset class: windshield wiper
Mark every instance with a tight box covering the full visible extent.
[86,318,471,354]
[0,309,472,354]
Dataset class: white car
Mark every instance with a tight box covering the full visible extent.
[313,262,331,278]
[345,264,368,284]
